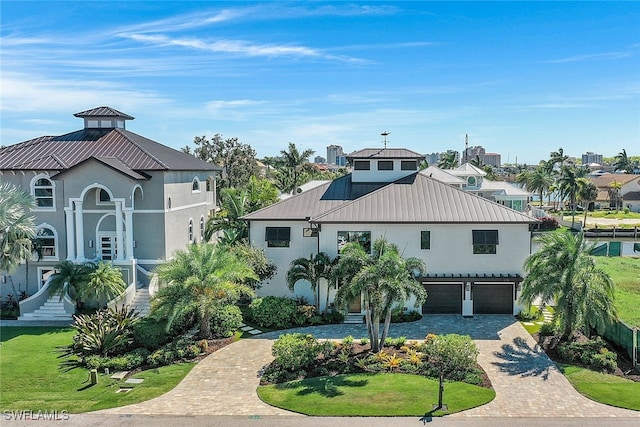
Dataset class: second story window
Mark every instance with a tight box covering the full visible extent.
[401,161,417,171]
[378,161,394,171]
[265,227,291,247]
[420,231,431,250]
[192,178,201,192]
[35,226,57,259]
[472,230,498,254]
[188,219,194,243]
[32,176,54,209]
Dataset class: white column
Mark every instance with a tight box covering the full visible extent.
[74,201,85,261]
[115,201,125,261]
[124,209,134,260]
[65,207,75,261]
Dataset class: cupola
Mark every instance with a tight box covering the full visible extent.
[73,107,134,130]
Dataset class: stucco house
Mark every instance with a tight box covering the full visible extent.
[0,107,220,319]
[243,148,539,318]
[589,174,640,212]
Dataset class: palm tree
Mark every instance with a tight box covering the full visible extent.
[0,182,36,274]
[577,178,598,227]
[608,180,623,211]
[333,237,426,352]
[437,152,458,169]
[47,260,96,309]
[81,262,126,307]
[613,149,630,173]
[519,231,617,340]
[558,165,583,228]
[549,147,568,172]
[153,243,256,338]
[517,166,554,208]
[279,142,315,195]
[286,252,332,312]
[205,188,248,243]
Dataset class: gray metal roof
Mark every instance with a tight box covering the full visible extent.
[312,173,537,223]
[1,128,221,172]
[243,172,538,224]
[347,148,425,160]
[74,107,134,119]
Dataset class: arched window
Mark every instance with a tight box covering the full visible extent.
[192,178,201,193]
[31,176,55,209]
[200,216,205,240]
[188,219,194,243]
[467,176,477,187]
[35,225,57,259]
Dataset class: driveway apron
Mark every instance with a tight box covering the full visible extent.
[99,316,639,418]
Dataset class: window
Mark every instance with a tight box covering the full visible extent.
[265,227,291,247]
[188,219,194,243]
[35,226,57,258]
[378,160,394,171]
[116,120,125,129]
[96,188,111,204]
[467,176,477,187]
[420,231,431,250]
[192,178,201,192]
[100,120,112,128]
[401,161,417,171]
[338,231,371,253]
[87,120,99,128]
[472,230,498,254]
[32,177,54,209]
[512,200,523,211]
[200,216,205,239]
[354,161,370,170]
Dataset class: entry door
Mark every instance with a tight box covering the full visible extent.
[349,295,362,313]
[98,232,122,260]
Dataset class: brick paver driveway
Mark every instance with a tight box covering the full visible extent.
[100,316,639,418]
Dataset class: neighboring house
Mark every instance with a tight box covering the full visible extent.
[0,107,221,314]
[589,174,640,212]
[243,148,538,317]
[426,163,531,212]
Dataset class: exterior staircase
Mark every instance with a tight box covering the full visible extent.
[18,296,74,322]
[131,287,151,316]
[343,313,364,324]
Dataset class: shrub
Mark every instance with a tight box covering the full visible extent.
[517,306,541,321]
[557,336,617,373]
[71,306,140,357]
[210,304,243,338]
[539,322,556,336]
[83,348,150,371]
[248,296,298,329]
[391,309,422,323]
[419,334,479,381]
[133,317,171,351]
[271,333,322,371]
[539,216,560,231]
[147,337,202,367]
[322,311,344,324]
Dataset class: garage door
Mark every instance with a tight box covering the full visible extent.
[473,284,513,314]
[422,284,462,314]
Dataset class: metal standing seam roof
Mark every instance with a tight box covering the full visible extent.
[0,128,221,172]
[73,107,134,119]
[346,148,425,160]
[243,172,539,224]
[310,173,539,224]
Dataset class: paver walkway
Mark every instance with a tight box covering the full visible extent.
[99,315,639,418]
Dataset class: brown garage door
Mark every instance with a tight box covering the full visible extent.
[473,284,513,314]
[422,283,462,314]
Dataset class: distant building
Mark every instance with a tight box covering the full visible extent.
[582,152,603,166]
[314,156,326,164]
[425,150,460,167]
[326,145,344,165]
[483,152,501,167]
[462,145,501,167]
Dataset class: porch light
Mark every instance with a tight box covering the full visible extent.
[88,239,93,248]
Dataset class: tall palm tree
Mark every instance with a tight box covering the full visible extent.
[613,149,630,173]
[577,178,598,227]
[333,237,426,352]
[519,231,617,340]
[205,188,248,243]
[608,180,623,211]
[558,165,584,228]
[0,182,36,274]
[286,252,332,312]
[549,147,568,172]
[81,261,126,307]
[279,142,315,195]
[517,166,554,208]
[153,243,256,338]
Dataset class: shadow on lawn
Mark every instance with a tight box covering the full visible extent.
[492,336,553,380]
[275,376,368,398]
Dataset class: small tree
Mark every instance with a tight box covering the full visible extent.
[422,334,479,410]
[0,182,36,274]
[81,261,126,307]
[286,252,332,311]
[47,261,96,309]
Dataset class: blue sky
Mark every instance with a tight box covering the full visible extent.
[2,1,639,165]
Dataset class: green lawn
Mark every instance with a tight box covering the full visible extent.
[559,364,640,411]
[0,327,195,413]
[594,257,640,327]
[257,373,495,416]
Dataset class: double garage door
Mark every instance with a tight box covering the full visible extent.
[422,283,513,314]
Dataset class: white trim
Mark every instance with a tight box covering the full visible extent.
[79,183,115,205]
[188,218,194,243]
[30,173,56,211]
[37,267,56,291]
[135,259,166,265]
[96,188,113,206]
[131,185,143,209]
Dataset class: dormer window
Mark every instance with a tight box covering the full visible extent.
[401,161,417,171]
[354,161,370,170]
[467,176,477,186]
[378,161,394,171]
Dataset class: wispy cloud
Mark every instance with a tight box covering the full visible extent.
[545,50,635,63]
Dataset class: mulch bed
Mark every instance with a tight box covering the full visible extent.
[534,332,640,382]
